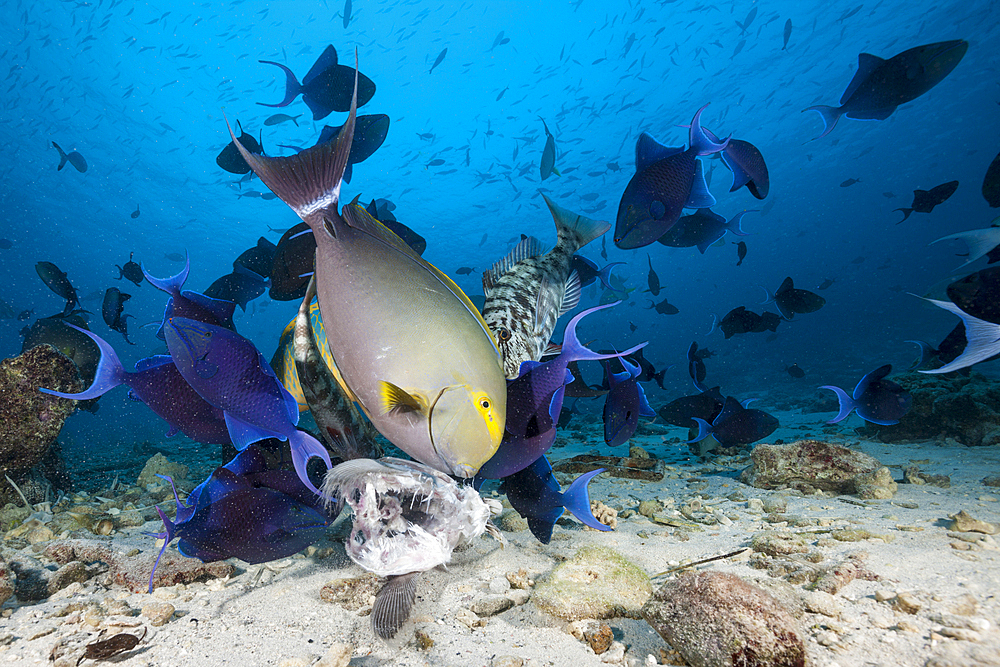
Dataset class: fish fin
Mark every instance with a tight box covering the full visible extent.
[841,53,885,104]
[303,45,338,84]
[257,60,302,108]
[686,417,712,443]
[372,573,419,640]
[542,193,610,249]
[714,396,742,425]
[560,468,612,532]
[148,506,176,593]
[931,228,1000,269]
[696,230,726,255]
[38,325,126,400]
[552,166,561,177]
[919,298,1000,374]
[820,385,856,423]
[52,141,68,170]
[560,303,648,364]
[342,162,352,184]
[721,151,751,192]
[379,381,427,416]
[194,359,219,379]
[905,340,936,370]
[845,107,896,121]
[726,211,756,237]
[558,271,582,317]
[688,104,729,156]
[596,262,625,292]
[526,516,557,544]
[802,105,843,140]
[853,364,892,400]
[224,411,281,450]
[534,275,558,332]
[288,429,332,496]
[685,160,717,209]
[542,343,562,357]
[635,133,685,172]
[775,277,793,296]
[485,236,546,287]
[142,255,189,295]
[637,384,656,418]
[232,55,357,223]
[894,208,915,223]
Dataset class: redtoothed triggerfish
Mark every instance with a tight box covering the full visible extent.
[230,58,506,479]
[804,40,968,140]
[258,45,376,120]
[143,256,237,339]
[821,365,911,425]
[603,355,656,447]
[164,317,332,494]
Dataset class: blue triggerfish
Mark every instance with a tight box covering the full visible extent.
[499,455,610,544]
[477,303,646,480]
[821,365,912,425]
[39,324,231,445]
[686,396,778,452]
[603,356,656,447]
[148,441,334,592]
[657,208,754,254]
[143,256,236,339]
[164,317,332,494]
[614,104,728,250]
[258,45,376,120]
[805,40,968,139]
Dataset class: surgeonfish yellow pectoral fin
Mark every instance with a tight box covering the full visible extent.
[379,381,427,416]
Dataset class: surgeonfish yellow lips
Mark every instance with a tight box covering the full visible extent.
[429,385,502,478]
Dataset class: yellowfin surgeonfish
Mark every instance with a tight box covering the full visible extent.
[231,56,506,478]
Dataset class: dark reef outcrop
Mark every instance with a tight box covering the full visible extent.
[0,345,82,505]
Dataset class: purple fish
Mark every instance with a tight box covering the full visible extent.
[614,104,728,250]
[164,317,332,494]
[476,303,647,480]
[603,356,656,447]
[143,256,236,339]
[500,456,610,544]
[657,208,754,253]
[687,396,778,448]
[39,325,231,445]
[700,127,770,199]
[148,441,333,592]
[821,364,911,425]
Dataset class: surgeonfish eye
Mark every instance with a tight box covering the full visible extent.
[497,327,511,342]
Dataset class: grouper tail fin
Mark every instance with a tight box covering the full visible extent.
[541,193,610,250]
[232,53,358,228]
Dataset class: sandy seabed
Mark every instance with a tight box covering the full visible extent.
[2,410,999,667]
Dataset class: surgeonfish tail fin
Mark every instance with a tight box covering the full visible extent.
[820,385,856,423]
[689,104,729,156]
[561,303,648,364]
[894,208,914,224]
[541,193,610,249]
[52,141,68,170]
[38,325,126,400]
[257,60,303,108]
[288,429,333,496]
[918,298,1000,374]
[371,573,419,639]
[230,53,358,227]
[142,254,189,296]
[803,105,843,140]
[726,211,758,237]
[686,417,712,443]
[561,468,611,531]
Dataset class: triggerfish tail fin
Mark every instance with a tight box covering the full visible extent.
[288,429,333,496]
[803,105,843,140]
[147,474,182,594]
[231,53,358,226]
[688,104,729,156]
[596,262,625,292]
[371,572,419,640]
[905,340,936,370]
[726,211,757,237]
[686,417,713,443]
[38,325,126,400]
[919,298,1000,374]
[685,160,717,209]
[894,208,914,224]
[560,468,611,532]
[257,60,303,108]
[820,385,856,423]
[930,227,1000,269]
[561,303,648,364]
[142,254,189,296]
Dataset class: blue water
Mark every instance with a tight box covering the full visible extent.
[0,0,995,482]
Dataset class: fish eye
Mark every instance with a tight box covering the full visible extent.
[480,398,491,410]
[497,327,511,342]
